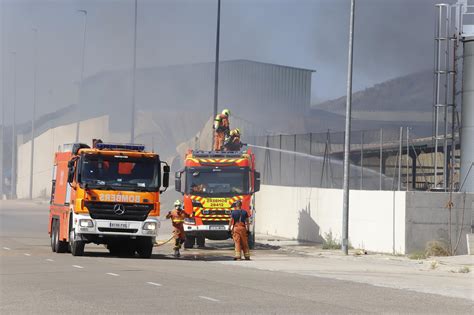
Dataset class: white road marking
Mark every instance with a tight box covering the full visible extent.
[3,247,11,250]
[106,273,119,276]
[146,282,162,286]
[24,253,31,256]
[72,265,84,269]
[199,296,220,302]
[46,259,54,262]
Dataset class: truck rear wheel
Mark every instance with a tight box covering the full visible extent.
[51,220,57,252]
[248,232,255,250]
[53,219,68,253]
[184,235,195,249]
[136,238,153,258]
[56,223,68,253]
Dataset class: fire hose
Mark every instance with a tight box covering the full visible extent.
[154,235,175,247]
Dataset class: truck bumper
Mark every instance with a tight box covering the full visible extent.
[183,223,231,240]
[73,213,160,238]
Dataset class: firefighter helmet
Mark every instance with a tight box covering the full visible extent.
[222,109,231,117]
[230,128,240,136]
[174,200,182,207]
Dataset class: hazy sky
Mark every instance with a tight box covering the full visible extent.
[1,0,447,124]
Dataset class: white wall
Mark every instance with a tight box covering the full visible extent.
[255,185,474,254]
[405,192,473,255]
[16,116,110,199]
[255,185,406,254]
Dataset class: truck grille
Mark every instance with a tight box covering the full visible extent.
[98,227,138,233]
[84,201,153,221]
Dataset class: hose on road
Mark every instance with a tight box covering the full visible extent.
[154,235,175,247]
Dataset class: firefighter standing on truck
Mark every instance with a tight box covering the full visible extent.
[224,128,243,151]
[228,200,250,260]
[213,109,231,151]
[166,200,189,258]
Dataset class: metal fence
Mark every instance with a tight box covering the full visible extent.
[247,127,460,191]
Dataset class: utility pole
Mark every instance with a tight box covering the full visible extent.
[29,28,38,200]
[398,126,403,191]
[379,128,383,190]
[130,0,138,143]
[0,0,5,199]
[342,0,355,255]
[10,51,17,199]
[76,9,87,143]
[212,0,221,149]
[406,127,410,191]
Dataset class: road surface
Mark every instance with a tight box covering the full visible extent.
[0,200,472,314]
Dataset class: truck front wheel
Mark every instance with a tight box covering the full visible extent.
[196,235,205,248]
[136,238,153,258]
[70,229,85,256]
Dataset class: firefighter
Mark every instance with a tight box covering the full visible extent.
[213,109,231,151]
[224,128,243,151]
[166,200,189,257]
[228,200,250,260]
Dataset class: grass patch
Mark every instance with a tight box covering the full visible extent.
[430,261,439,269]
[458,266,470,273]
[408,251,427,260]
[322,230,341,250]
[425,241,449,257]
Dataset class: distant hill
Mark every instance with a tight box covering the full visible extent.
[309,70,436,137]
[315,70,433,113]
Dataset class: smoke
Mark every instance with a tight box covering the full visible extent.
[1,0,450,121]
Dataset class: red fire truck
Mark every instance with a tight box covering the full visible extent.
[174,150,260,248]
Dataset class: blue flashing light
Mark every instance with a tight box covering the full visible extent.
[96,143,145,151]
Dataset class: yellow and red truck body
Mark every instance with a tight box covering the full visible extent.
[48,142,169,257]
[175,149,260,248]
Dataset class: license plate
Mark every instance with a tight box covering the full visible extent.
[209,226,226,230]
[110,222,129,229]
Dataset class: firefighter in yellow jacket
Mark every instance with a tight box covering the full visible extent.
[213,109,231,151]
[166,200,190,257]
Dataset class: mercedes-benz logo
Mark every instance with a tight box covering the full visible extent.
[113,204,125,215]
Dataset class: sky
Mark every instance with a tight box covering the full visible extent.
[0,0,450,124]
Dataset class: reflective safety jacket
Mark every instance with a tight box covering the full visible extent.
[166,209,189,229]
[214,114,230,132]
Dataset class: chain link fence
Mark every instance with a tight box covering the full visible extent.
[247,128,456,191]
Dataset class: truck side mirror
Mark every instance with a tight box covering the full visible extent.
[175,171,182,193]
[162,165,170,188]
[254,171,261,192]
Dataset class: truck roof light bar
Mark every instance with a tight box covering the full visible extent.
[96,143,145,151]
[193,150,245,158]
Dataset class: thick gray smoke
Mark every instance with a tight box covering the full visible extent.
[1,0,451,123]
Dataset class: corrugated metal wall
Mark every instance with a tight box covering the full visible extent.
[81,60,313,133]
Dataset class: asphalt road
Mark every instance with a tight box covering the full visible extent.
[1,200,472,314]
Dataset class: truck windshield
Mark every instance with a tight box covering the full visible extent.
[80,155,159,191]
[185,167,249,196]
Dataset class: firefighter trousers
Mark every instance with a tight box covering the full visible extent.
[213,131,225,151]
[173,227,185,250]
[232,224,250,259]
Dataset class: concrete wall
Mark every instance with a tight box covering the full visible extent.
[255,185,406,254]
[16,116,110,199]
[255,185,473,254]
[405,192,473,255]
